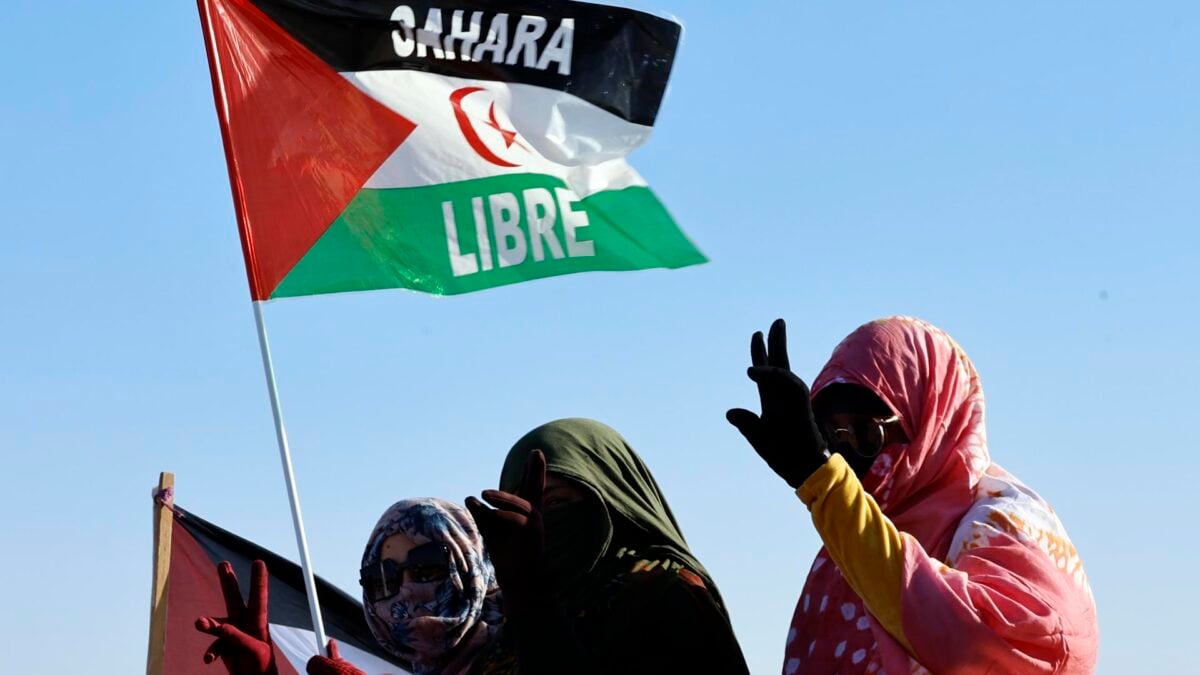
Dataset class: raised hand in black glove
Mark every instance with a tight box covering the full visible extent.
[465,450,548,619]
[726,318,830,488]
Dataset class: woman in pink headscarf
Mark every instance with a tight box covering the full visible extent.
[727,317,1098,674]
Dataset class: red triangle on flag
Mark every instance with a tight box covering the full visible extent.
[158,504,410,673]
[161,517,302,675]
[198,0,417,300]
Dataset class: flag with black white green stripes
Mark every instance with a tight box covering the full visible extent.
[198,0,703,300]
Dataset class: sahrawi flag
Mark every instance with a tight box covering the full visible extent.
[198,0,703,299]
[159,503,411,674]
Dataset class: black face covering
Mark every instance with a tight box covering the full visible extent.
[830,437,880,479]
[541,496,612,595]
[500,418,726,615]
[813,383,900,479]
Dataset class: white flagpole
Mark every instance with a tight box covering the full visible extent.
[252,300,329,655]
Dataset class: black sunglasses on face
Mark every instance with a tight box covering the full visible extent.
[359,541,451,602]
[820,414,901,459]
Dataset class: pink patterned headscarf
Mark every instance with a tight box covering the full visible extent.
[785,317,1098,674]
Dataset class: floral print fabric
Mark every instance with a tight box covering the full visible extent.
[361,498,504,675]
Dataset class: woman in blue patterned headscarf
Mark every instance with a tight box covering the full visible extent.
[353,498,514,675]
[196,498,515,675]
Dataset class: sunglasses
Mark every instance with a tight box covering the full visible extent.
[359,542,451,602]
[821,414,901,459]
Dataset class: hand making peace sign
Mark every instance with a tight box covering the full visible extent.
[194,560,278,675]
[466,449,548,617]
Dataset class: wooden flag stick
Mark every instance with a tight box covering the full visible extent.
[146,471,175,675]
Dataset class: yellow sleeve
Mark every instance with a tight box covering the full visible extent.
[797,454,913,653]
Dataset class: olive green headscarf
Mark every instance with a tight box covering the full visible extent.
[500,418,723,611]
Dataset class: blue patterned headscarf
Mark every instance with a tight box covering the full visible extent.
[361,498,503,674]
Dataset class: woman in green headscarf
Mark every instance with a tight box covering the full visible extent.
[466,418,749,675]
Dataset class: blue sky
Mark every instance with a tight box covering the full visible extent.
[1,1,1196,672]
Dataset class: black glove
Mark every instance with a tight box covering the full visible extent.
[726,318,830,488]
[466,450,549,619]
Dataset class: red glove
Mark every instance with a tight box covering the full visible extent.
[466,449,548,617]
[306,640,364,675]
[194,560,278,675]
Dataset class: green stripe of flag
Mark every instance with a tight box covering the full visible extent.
[271,174,705,298]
